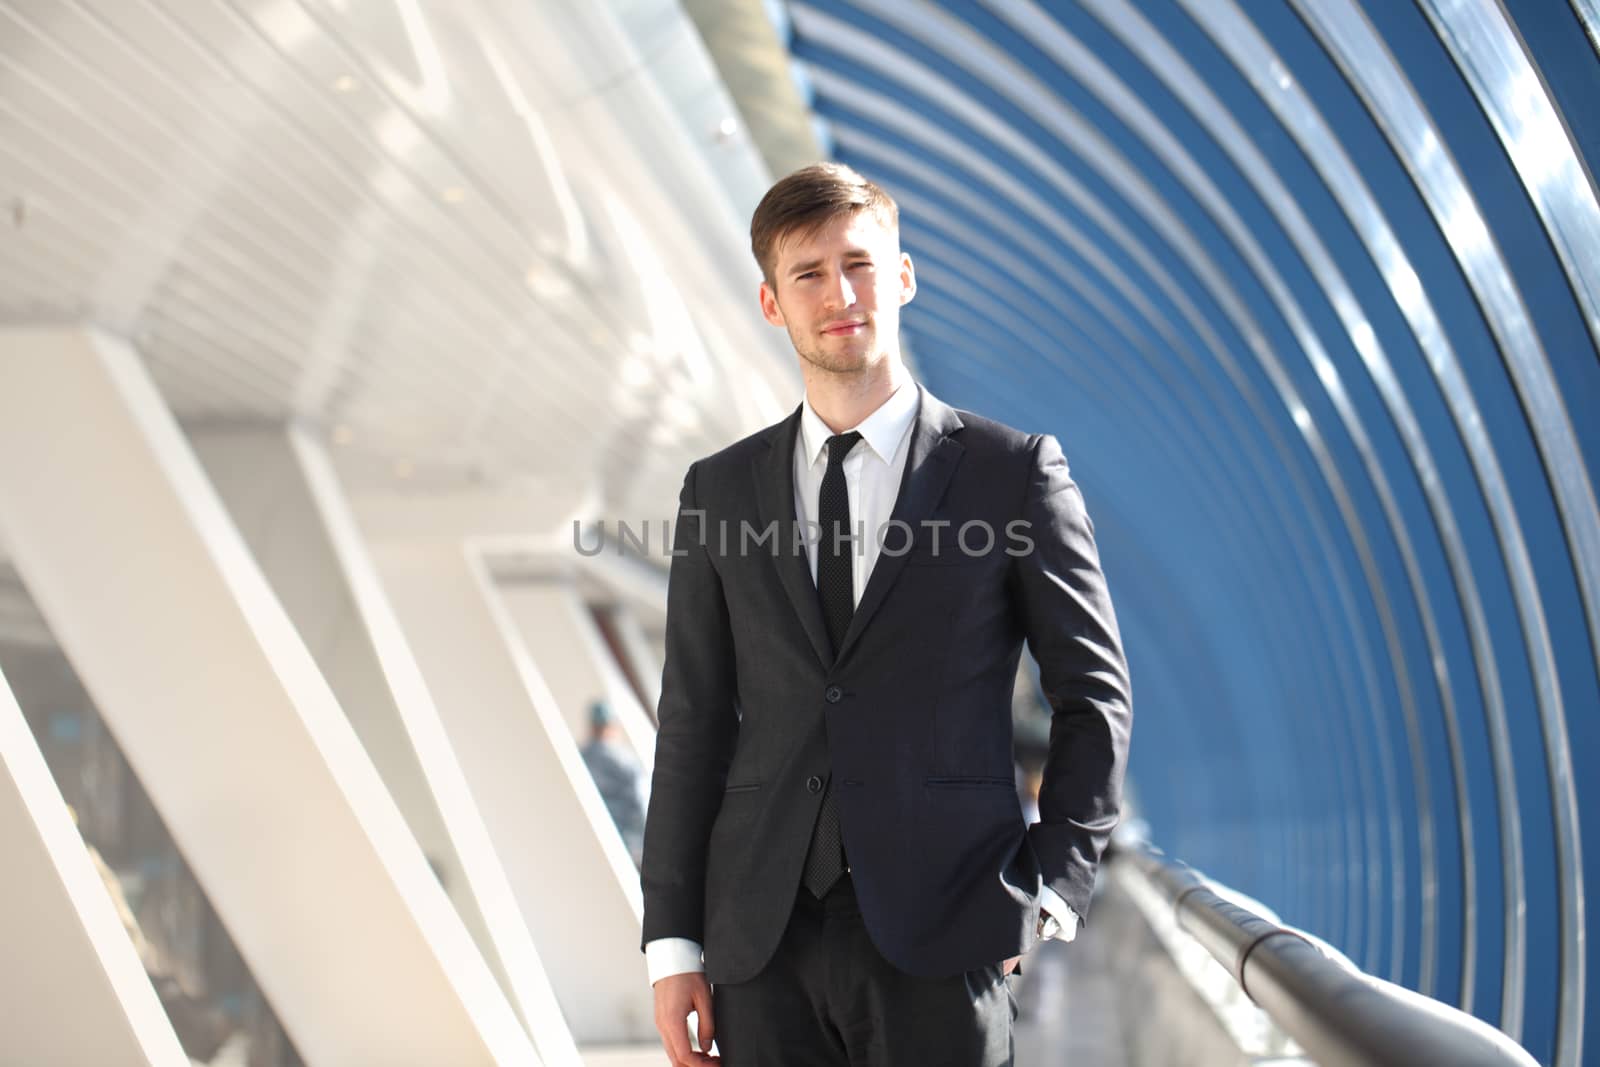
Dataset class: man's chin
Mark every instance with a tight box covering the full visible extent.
[806,341,879,373]
[808,357,875,377]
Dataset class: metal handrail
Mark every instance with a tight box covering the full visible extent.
[1125,847,1538,1067]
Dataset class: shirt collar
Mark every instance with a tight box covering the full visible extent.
[799,380,920,468]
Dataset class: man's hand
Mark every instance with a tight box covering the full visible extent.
[1002,955,1021,977]
[653,972,717,1065]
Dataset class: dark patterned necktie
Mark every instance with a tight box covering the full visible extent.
[803,430,861,898]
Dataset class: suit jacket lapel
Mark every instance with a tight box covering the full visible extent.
[751,384,966,672]
[833,384,964,665]
[752,404,834,670]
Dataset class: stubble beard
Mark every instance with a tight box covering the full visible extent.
[790,320,879,378]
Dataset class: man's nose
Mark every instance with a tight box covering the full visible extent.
[823,271,857,310]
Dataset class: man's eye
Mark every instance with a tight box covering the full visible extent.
[797,271,818,280]
[848,261,873,270]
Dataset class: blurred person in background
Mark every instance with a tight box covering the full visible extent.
[69,805,233,1062]
[580,699,646,866]
[640,163,1131,1066]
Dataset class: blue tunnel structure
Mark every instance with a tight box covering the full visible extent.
[779,2,1599,1064]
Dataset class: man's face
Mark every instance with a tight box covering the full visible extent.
[758,209,916,375]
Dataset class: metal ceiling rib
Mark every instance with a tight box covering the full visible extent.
[1416,0,1600,357]
[786,2,1598,1064]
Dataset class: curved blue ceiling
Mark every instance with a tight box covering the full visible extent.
[781,1,1600,1063]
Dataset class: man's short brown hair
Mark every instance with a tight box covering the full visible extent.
[750,163,899,285]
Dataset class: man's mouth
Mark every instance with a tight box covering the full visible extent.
[822,320,866,335]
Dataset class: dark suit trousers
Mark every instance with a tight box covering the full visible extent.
[712,874,1017,1066]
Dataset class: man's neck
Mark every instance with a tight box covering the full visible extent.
[803,352,911,434]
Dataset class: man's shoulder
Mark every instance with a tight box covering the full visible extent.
[949,405,1041,460]
[684,410,795,480]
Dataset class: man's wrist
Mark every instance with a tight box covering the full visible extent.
[1037,885,1080,943]
[645,937,705,986]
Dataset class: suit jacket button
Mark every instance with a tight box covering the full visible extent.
[825,685,843,703]
[806,775,823,793]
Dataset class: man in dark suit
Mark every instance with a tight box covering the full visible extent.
[642,163,1131,1066]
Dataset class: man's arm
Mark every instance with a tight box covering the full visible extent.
[640,460,741,946]
[1012,433,1132,922]
[641,462,738,1066]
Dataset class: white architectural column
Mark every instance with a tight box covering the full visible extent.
[0,663,189,1067]
[603,604,663,719]
[367,537,653,1045]
[0,327,541,1066]
[190,425,577,1066]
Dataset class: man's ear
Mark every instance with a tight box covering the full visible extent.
[899,251,918,306]
[759,280,787,327]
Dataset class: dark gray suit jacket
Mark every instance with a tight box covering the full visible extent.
[640,384,1131,983]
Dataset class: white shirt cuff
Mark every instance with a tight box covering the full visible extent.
[645,937,705,985]
[1038,886,1080,942]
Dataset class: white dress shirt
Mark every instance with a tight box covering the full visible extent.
[645,383,1076,985]
[792,378,921,603]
